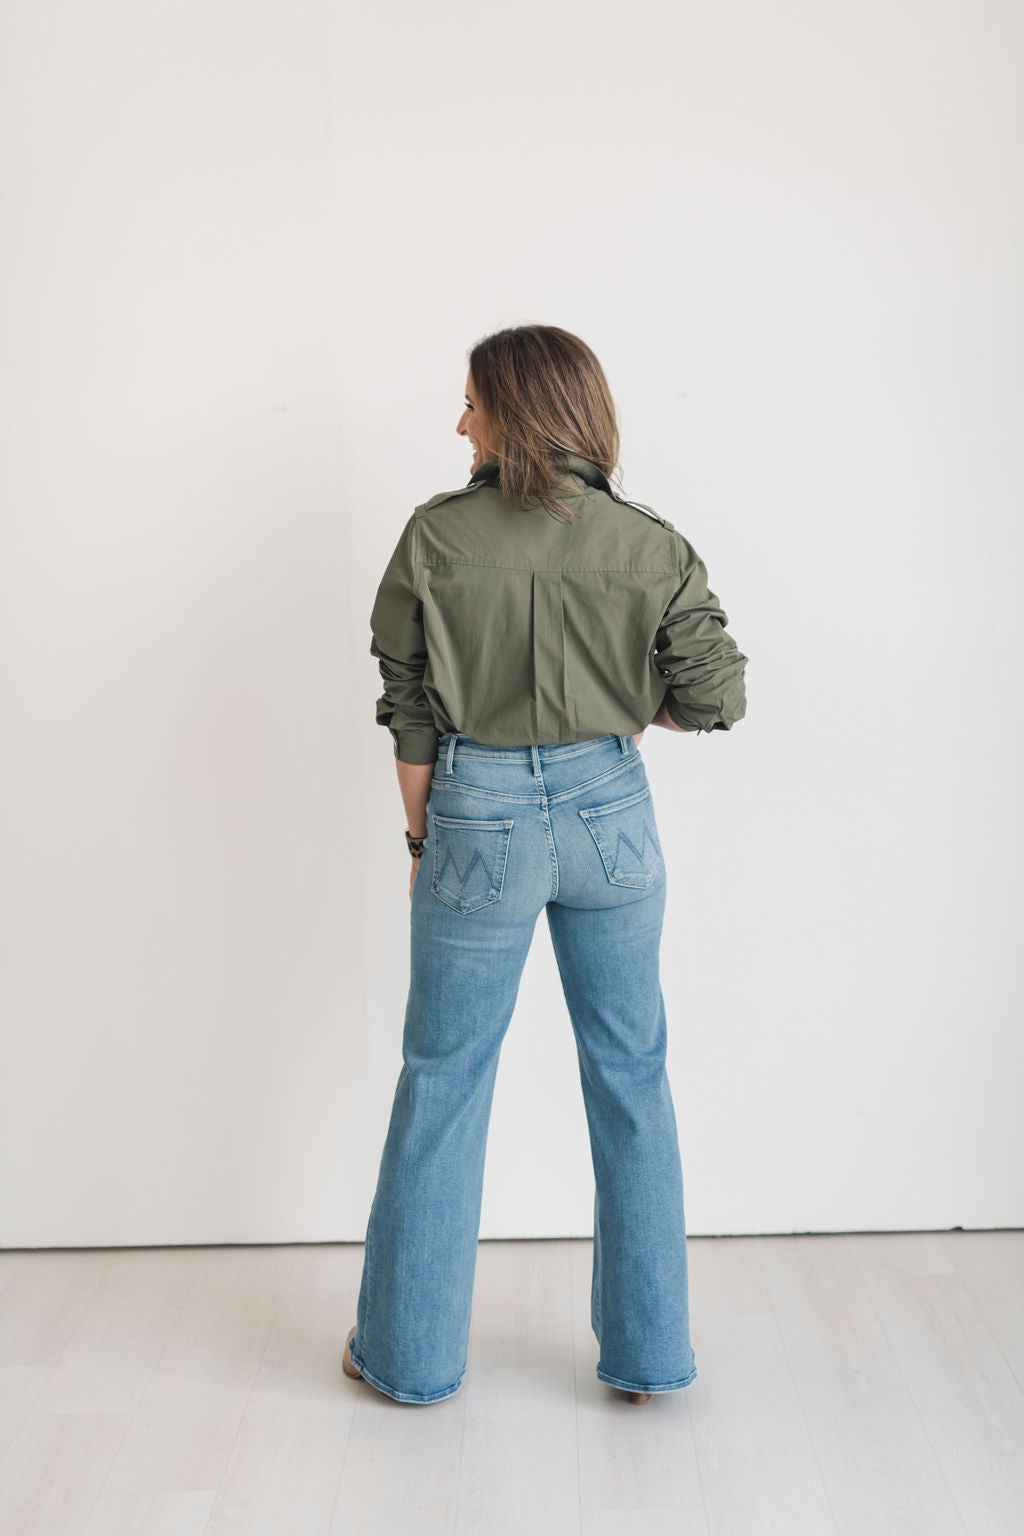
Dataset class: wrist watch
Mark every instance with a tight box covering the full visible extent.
[405,828,426,858]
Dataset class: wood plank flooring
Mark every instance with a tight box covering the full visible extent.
[0,1232,1021,1534]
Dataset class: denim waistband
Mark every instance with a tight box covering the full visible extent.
[436,732,634,775]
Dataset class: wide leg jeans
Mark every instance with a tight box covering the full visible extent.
[348,731,698,1403]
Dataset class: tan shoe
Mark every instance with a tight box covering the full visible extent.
[626,1390,652,1403]
[342,1324,362,1380]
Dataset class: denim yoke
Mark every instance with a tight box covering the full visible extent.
[348,731,698,1403]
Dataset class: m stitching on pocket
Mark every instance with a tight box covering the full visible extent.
[430,812,515,914]
[578,785,663,888]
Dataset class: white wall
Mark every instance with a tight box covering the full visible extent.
[1,0,1021,1248]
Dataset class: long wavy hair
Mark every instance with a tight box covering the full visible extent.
[467,325,622,523]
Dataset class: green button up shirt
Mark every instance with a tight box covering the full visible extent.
[369,453,748,765]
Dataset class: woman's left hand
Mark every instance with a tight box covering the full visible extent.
[409,855,422,900]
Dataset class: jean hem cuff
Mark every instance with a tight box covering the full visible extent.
[596,1362,698,1393]
[348,1350,466,1403]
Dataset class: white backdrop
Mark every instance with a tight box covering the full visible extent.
[1,0,1021,1248]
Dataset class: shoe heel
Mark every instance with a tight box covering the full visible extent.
[342,1324,362,1380]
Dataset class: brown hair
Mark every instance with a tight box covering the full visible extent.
[467,325,622,523]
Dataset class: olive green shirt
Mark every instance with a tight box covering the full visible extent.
[369,453,748,765]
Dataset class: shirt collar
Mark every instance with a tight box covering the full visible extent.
[468,452,612,494]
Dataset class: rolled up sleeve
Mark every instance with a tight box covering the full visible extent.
[369,514,440,765]
[655,538,748,733]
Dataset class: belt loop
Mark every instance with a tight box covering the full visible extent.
[445,734,458,775]
[618,734,630,754]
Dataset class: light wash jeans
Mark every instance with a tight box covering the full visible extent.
[348,731,697,1403]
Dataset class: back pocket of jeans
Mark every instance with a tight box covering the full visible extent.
[430,811,515,914]
[578,785,663,888]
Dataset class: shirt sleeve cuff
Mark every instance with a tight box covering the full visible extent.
[392,727,440,765]
[665,696,724,734]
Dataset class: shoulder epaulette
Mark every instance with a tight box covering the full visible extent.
[417,480,486,514]
[608,489,675,532]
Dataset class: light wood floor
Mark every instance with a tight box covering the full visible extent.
[0,1231,1022,1534]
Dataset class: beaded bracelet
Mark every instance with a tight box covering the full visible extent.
[405,828,425,858]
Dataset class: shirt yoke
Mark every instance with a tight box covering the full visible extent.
[607,490,676,534]
[414,478,677,528]
[411,476,691,573]
[415,481,487,516]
